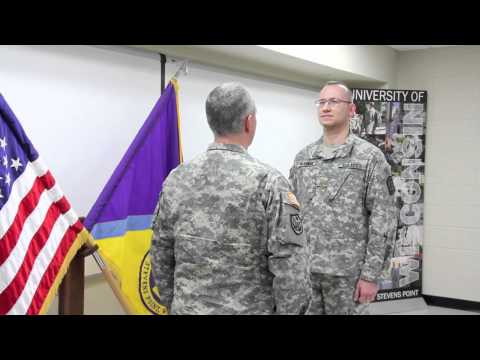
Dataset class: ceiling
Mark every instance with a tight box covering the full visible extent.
[125,45,457,89]
[388,45,455,51]
[129,45,383,89]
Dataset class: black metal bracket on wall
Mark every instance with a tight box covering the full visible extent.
[160,53,167,94]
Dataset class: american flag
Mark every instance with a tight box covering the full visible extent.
[0,94,87,315]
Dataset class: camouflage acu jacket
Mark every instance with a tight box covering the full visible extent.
[150,143,311,315]
[289,134,396,282]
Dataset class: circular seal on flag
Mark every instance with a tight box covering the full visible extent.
[139,251,167,315]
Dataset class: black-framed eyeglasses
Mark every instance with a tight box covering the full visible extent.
[314,98,352,108]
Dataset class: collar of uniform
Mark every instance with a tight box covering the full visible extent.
[207,142,247,154]
[311,132,355,160]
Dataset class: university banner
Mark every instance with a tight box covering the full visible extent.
[351,88,427,302]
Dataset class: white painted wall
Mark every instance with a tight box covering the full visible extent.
[173,62,321,177]
[0,45,323,314]
[0,45,321,215]
[0,45,161,217]
[396,45,480,302]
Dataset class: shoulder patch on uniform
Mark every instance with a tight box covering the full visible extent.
[290,214,303,235]
[286,192,300,210]
[387,176,395,195]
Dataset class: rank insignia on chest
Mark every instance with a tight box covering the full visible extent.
[290,214,303,235]
[317,177,329,189]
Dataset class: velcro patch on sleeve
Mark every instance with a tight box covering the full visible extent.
[387,176,395,195]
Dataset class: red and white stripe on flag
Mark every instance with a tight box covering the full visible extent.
[0,157,86,315]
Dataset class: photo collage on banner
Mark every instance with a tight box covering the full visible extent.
[351,88,427,302]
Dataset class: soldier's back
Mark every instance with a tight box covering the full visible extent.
[162,143,283,314]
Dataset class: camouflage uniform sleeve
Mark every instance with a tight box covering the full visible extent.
[150,189,176,312]
[361,152,397,282]
[265,173,311,314]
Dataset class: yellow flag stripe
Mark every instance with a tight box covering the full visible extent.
[97,229,166,315]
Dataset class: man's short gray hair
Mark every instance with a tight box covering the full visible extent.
[205,82,256,136]
[321,80,353,102]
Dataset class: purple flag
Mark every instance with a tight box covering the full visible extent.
[85,80,183,239]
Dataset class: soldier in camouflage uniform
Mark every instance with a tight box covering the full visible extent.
[289,81,396,315]
[150,82,311,315]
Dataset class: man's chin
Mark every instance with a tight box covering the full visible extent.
[320,121,339,129]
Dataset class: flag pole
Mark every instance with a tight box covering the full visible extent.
[85,235,136,315]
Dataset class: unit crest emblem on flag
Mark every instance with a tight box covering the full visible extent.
[139,251,167,315]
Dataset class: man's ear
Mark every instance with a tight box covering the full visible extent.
[245,114,253,133]
[350,103,356,118]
